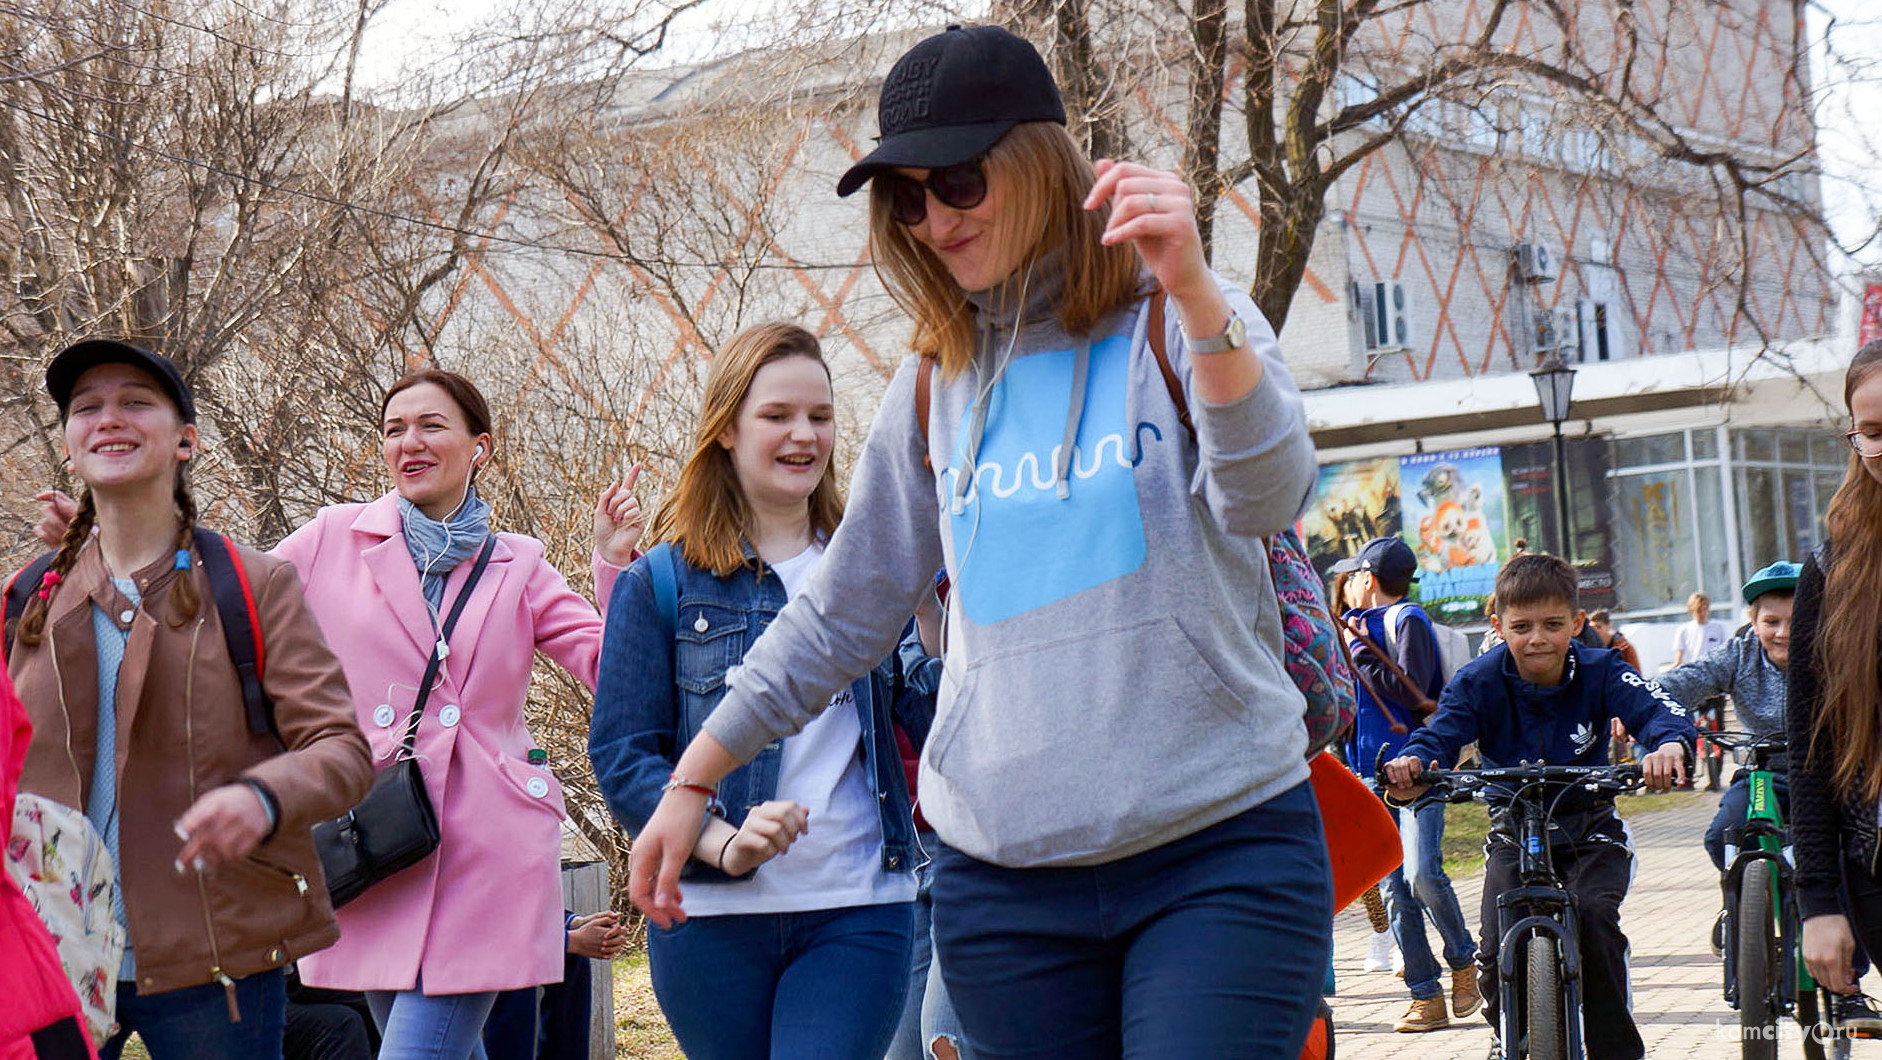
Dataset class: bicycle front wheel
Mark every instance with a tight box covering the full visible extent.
[1526,935,1566,1060]
[1738,858,1779,1060]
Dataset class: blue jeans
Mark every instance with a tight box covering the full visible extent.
[365,982,497,1060]
[931,780,1332,1059]
[101,968,286,1060]
[888,839,973,1060]
[1708,771,1790,871]
[1382,793,1477,1000]
[648,901,915,1060]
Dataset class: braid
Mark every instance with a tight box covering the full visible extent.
[169,473,202,627]
[15,490,98,647]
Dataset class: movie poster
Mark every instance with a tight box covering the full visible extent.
[1299,457,1402,576]
[1399,447,1510,622]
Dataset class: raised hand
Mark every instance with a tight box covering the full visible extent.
[1084,159,1211,303]
[594,464,645,567]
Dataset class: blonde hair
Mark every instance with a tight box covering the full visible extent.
[867,122,1142,378]
[645,323,843,576]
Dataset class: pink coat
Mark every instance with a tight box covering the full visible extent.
[286,493,619,994]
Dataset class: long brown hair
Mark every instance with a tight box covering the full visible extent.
[645,323,844,576]
[868,122,1142,379]
[1815,339,1882,801]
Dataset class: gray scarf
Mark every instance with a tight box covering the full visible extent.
[399,488,492,619]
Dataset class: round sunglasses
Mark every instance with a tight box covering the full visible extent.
[881,159,989,226]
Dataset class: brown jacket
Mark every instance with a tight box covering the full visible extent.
[10,538,372,997]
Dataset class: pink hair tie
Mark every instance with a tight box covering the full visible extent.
[35,570,61,601]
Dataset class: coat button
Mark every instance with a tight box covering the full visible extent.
[526,776,550,798]
[440,705,461,727]
[373,704,396,727]
[119,609,135,623]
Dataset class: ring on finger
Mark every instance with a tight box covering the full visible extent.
[1147,192,1159,212]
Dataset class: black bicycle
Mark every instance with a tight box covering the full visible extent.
[1384,760,1642,1060]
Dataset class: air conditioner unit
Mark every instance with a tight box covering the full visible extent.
[1369,280,1411,348]
[1513,241,1556,283]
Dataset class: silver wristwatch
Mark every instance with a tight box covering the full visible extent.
[1184,311,1247,355]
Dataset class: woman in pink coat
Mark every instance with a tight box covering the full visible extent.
[282,369,641,1059]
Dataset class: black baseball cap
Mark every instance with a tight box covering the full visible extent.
[1330,536,1419,584]
[46,339,197,424]
[836,25,1066,197]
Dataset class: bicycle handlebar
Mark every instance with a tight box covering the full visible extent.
[1702,730,1787,754]
[1377,760,1645,808]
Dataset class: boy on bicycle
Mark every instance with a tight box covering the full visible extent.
[1384,553,1695,1060]
[1656,561,1882,1031]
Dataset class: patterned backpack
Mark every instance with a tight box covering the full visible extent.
[8,792,124,1046]
[913,289,1359,756]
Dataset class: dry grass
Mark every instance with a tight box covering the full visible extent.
[612,950,682,1059]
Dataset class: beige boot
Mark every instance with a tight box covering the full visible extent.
[1451,964,1484,1019]
[1393,995,1450,1032]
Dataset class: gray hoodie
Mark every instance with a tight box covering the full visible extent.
[702,262,1320,867]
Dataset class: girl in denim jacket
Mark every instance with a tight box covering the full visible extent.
[588,323,929,1060]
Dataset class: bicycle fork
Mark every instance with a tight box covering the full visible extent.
[1498,886,1587,1059]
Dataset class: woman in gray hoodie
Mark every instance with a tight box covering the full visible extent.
[626,25,1326,1059]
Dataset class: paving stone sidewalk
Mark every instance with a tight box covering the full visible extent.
[1325,791,1818,1059]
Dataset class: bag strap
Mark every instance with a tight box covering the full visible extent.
[646,541,679,637]
[2,550,56,665]
[1144,289,1195,444]
[194,529,277,746]
[399,535,497,758]
[1346,619,1439,718]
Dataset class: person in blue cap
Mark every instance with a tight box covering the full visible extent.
[1334,536,1480,1032]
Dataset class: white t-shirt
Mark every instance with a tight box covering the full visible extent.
[1671,618,1729,666]
[681,543,916,917]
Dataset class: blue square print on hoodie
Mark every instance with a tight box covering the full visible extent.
[945,334,1149,625]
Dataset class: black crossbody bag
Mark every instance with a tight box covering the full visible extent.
[314,536,496,908]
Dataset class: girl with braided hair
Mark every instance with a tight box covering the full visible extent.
[9,340,374,1060]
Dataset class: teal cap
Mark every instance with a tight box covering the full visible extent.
[1742,561,1801,606]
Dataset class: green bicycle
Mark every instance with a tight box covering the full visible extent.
[1714,731,1850,1060]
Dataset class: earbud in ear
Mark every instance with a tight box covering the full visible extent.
[473,444,486,461]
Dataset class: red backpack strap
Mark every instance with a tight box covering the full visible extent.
[193,528,277,748]
[1145,289,1194,443]
[915,355,937,471]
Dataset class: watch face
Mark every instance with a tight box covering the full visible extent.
[1227,314,1247,347]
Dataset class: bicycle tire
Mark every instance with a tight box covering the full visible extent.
[1526,935,1566,1060]
[1739,858,1779,1060]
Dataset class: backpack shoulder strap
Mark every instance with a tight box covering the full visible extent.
[1381,601,1409,656]
[194,528,276,746]
[3,551,58,664]
[646,542,679,638]
[915,356,937,471]
[1144,289,1195,444]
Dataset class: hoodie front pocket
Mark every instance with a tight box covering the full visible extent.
[923,612,1276,864]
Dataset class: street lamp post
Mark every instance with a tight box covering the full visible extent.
[1530,355,1578,558]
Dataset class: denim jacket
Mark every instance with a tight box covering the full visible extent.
[588,544,928,882]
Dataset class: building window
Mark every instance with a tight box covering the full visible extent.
[1606,429,1734,614]
[1732,427,1843,571]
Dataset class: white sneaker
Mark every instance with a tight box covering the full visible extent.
[1364,930,1397,972]
[1393,942,1405,975]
